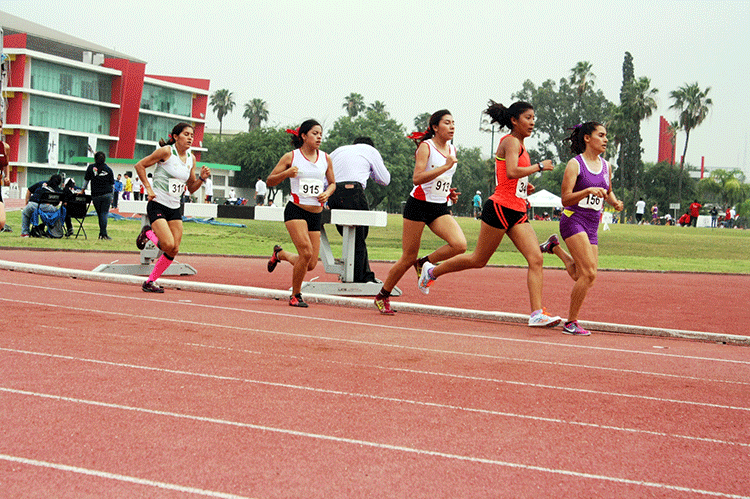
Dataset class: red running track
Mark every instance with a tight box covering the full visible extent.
[0,262,748,498]
[2,248,749,337]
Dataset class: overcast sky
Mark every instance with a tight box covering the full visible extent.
[3,0,749,174]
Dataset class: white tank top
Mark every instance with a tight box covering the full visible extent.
[152,146,194,209]
[289,148,329,206]
[409,139,457,204]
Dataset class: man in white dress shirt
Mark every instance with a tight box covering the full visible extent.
[328,137,391,283]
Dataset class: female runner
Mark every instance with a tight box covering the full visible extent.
[266,119,336,308]
[374,109,466,315]
[417,101,561,327]
[134,122,210,293]
[555,122,623,335]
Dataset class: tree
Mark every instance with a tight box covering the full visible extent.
[209,89,235,139]
[619,75,658,207]
[413,113,431,132]
[641,161,696,219]
[367,100,388,116]
[512,63,615,163]
[697,170,750,209]
[451,146,492,216]
[323,108,414,212]
[569,60,596,114]
[342,93,366,118]
[669,82,713,203]
[243,98,269,132]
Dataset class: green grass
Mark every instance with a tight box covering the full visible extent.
[2,210,749,274]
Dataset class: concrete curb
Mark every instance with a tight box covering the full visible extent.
[1,259,747,346]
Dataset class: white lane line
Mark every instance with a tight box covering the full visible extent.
[2,388,747,499]
[0,453,255,499]
[3,345,750,449]
[2,284,749,367]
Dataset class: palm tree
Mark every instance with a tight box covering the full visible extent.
[569,61,596,97]
[669,82,713,202]
[342,93,365,118]
[243,98,269,132]
[209,89,235,139]
[367,100,388,116]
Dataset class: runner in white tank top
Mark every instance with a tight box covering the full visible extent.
[289,148,329,206]
[265,120,336,308]
[151,145,194,209]
[134,123,211,294]
[409,139,457,204]
[375,110,467,314]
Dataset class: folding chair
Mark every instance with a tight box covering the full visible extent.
[32,191,65,238]
[64,193,92,239]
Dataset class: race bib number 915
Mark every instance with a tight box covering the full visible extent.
[299,178,324,197]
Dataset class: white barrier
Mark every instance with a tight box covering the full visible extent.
[255,206,398,296]
[92,200,218,276]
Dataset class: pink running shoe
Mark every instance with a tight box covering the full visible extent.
[540,234,560,254]
[562,320,591,336]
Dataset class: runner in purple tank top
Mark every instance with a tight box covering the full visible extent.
[541,122,623,336]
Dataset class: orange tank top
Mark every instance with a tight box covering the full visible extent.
[489,134,530,212]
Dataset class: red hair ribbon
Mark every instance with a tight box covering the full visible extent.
[285,127,300,136]
[407,130,427,141]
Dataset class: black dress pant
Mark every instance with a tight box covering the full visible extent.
[328,182,376,283]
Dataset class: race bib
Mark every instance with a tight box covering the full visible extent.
[515,177,528,199]
[433,173,452,195]
[168,178,186,198]
[578,193,604,210]
[299,178,324,197]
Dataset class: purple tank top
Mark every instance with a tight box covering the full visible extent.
[564,155,609,213]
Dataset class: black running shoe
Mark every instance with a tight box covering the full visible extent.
[142,280,164,293]
[136,225,152,250]
[289,293,308,307]
[267,245,282,272]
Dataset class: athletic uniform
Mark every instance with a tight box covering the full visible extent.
[285,148,329,231]
[481,134,530,230]
[147,145,193,223]
[403,139,456,225]
[559,154,609,245]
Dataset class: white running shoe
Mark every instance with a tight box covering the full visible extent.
[528,308,562,327]
[418,261,436,295]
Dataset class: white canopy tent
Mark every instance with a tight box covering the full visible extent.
[527,189,562,218]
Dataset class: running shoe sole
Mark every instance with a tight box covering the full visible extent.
[268,245,282,273]
[136,225,152,250]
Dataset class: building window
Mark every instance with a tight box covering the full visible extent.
[141,83,192,117]
[30,59,112,102]
[137,114,193,142]
[29,95,111,134]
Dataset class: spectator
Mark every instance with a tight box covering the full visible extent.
[82,151,115,240]
[21,174,63,237]
[473,190,482,219]
[710,205,718,228]
[132,174,142,201]
[255,176,267,206]
[678,211,691,227]
[203,174,213,203]
[113,174,123,209]
[635,197,646,224]
[689,199,701,227]
[123,172,132,200]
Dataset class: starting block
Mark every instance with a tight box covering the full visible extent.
[254,206,400,297]
[92,200,218,276]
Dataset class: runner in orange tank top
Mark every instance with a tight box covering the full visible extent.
[417,100,565,328]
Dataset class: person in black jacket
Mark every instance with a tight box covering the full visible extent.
[82,152,115,240]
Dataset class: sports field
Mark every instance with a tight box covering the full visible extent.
[2,210,749,274]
